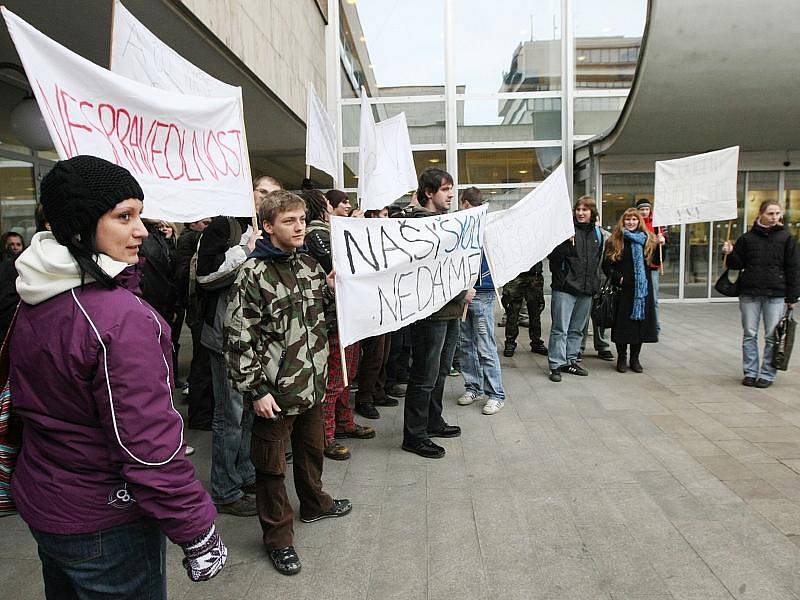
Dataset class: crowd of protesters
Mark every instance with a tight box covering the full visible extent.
[1,154,798,596]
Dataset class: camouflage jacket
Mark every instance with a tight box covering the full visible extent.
[224,237,331,415]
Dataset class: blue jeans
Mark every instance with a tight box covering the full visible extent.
[30,519,166,600]
[651,268,661,333]
[403,319,459,444]
[210,350,255,504]
[740,295,785,381]
[548,291,593,370]
[459,292,505,401]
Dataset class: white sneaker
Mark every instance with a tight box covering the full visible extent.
[458,391,479,406]
[186,445,196,456]
[482,399,504,415]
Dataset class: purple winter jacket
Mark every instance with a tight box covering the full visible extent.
[10,234,215,544]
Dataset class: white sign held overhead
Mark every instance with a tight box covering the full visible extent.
[110,1,237,98]
[653,146,740,227]
[357,91,418,211]
[305,84,337,179]
[331,205,488,346]
[483,165,575,288]
[3,7,253,223]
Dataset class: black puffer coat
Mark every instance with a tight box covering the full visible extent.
[548,221,603,296]
[726,223,800,303]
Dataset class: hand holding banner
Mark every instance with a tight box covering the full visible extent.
[331,205,488,346]
[483,165,574,288]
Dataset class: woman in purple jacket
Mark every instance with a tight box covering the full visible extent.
[11,156,226,598]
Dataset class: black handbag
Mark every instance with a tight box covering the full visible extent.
[772,308,796,371]
[714,268,741,297]
[591,280,619,329]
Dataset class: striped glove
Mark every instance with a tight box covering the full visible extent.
[180,523,227,582]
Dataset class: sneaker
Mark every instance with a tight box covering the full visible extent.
[385,383,407,400]
[742,376,757,387]
[482,399,504,415]
[561,363,588,376]
[530,342,548,356]
[428,423,461,438]
[449,367,460,377]
[458,391,479,406]
[268,546,301,576]
[334,424,376,439]
[549,369,562,382]
[755,378,773,389]
[300,498,352,523]
[401,439,445,459]
[355,402,380,419]
[216,495,257,517]
[373,395,399,407]
[185,445,195,456]
[503,341,516,357]
[598,350,614,361]
[181,384,190,397]
[324,441,351,460]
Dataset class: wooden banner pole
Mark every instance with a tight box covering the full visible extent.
[658,226,664,275]
[328,222,348,388]
[723,222,733,268]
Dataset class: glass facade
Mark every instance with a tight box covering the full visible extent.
[601,170,798,301]
[337,0,645,207]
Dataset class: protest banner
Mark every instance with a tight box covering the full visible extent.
[653,146,739,226]
[3,7,254,223]
[483,165,574,289]
[305,84,337,180]
[110,1,237,98]
[331,204,488,347]
[357,91,417,211]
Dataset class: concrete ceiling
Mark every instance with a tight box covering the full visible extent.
[0,0,314,187]
[582,0,800,158]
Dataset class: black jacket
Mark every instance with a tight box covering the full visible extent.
[548,221,603,296]
[139,226,176,321]
[726,223,800,303]
[175,228,202,306]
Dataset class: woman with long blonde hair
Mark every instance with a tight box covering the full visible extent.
[603,208,659,373]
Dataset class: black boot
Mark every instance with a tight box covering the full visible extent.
[503,340,516,357]
[629,343,643,373]
[615,343,627,373]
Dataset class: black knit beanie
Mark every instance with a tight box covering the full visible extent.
[40,155,144,245]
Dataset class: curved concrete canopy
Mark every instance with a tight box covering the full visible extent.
[580,0,800,159]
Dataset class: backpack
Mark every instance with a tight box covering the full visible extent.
[192,217,243,293]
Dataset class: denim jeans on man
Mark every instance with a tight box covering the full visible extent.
[30,519,166,600]
[740,295,786,381]
[210,350,255,504]
[403,319,460,444]
[459,292,505,401]
[548,290,593,370]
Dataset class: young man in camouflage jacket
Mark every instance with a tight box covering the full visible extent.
[224,190,351,576]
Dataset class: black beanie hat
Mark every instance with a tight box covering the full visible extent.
[40,155,144,245]
[635,198,652,210]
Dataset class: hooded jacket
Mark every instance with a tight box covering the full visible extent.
[10,232,215,543]
[224,237,331,415]
[726,222,800,303]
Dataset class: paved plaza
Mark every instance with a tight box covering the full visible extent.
[4,302,800,599]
